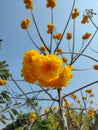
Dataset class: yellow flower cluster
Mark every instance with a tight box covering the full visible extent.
[52,106,57,111]
[82,96,87,100]
[53,33,62,40]
[81,15,89,24]
[85,89,92,94]
[88,107,94,118]
[44,108,50,113]
[62,57,68,63]
[90,93,94,97]
[29,113,36,122]
[66,33,72,40]
[82,32,91,40]
[56,48,63,53]
[0,79,7,86]
[46,0,56,8]
[23,0,34,10]
[38,65,73,89]
[40,46,46,52]
[21,50,73,89]
[77,99,81,104]
[71,93,77,99]
[64,103,74,108]
[47,24,54,34]
[93,64,98,70]
[21,18,31,30]
[72,8,79,19]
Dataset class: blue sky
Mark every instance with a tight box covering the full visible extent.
[0,0,98,128]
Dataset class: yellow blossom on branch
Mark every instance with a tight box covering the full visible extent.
[40,46,47,52]
[81,15,89,24]
[0,79,7,86]
[88,107,94,118]
[77,99,81,104]
[52,106,57,111]
[21,50,41,83]
[90,93,94,97]
[93,64,98,70]
[38,65,73,89]
[38,54,63,80]
[56,48,63,53]
[46,0,56,8]
[23,0,34,9]
[66,33,72,40]
[53,33,62,40]
[82,32,91,40]
[82,96,87,100]
[71,93,77,99]
[62,57,68,63]
[21,50,74,88]
[47,24,54,34]
[29,113,36,122]
[72,8,79,19]
[44,108,50,113]
[21,18,31,30]
[85,89,92,94]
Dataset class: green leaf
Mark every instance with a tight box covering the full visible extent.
[11,109,19,116]
[9,112,14,120]
[1,91,11,101]
[0,118,6,124]
[1,114,9,120]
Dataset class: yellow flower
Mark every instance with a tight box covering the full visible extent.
[22,50,73,88]
[38,65,73,89]
[46,0,56,8]
[21,18,31,30]
[62,57,68,63]
[66,33,72,40]
[0,79,7,86]
[53,33,62,40]
[88,107,94,118]
[56,48,63,53]
[90,93,94,97]
[23,0,34,10]
[47,24,54,34]
[85,89,92,94]
[44,108,50,113]
[71,93,77,99]
[82,32,91,40]
[40,46,46,52]
[77,99,81,104]
[21,50,40,83]
[52,106,57,111]
[93,64,98,70]
[81,15,89,24]
[64,103,69,108]
[29,113,36,122]
[38,54,63,80]
[72,8,79,19]
[82,96,87,100]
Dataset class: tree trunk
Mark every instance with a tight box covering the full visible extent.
[58,89,68,130]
